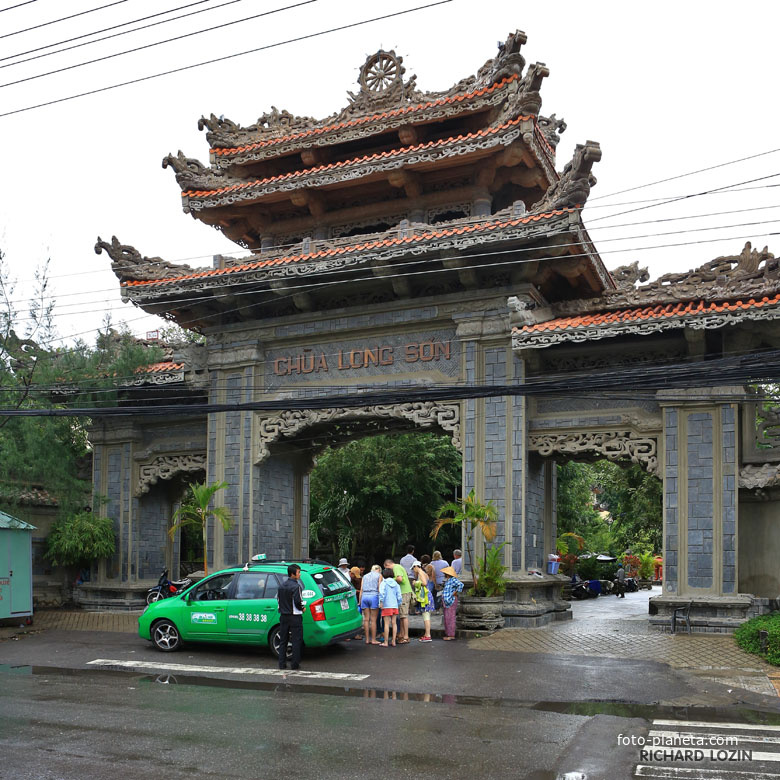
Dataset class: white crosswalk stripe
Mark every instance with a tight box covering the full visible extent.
[87,658,370,681]
[634,719,780,779]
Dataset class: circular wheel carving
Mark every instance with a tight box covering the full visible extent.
[360,51,401,93]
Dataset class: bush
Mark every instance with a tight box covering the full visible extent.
[45,512,115,568]
[734,613,780,665]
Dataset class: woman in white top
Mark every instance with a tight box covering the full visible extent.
[358,564,382,645]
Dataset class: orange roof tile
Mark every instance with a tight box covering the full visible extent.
[139,361,184,373]
[515,295,780,334]
[212,75,521,158]
[123,208,574,290]
[185,116,532,202]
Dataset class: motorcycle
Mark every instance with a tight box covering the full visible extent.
[571,579,600,599]
[146,569,192,605]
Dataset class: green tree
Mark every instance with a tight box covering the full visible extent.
[45,510,115,568]
[0,249,162,517]
[169,481,232,576]
[309,432,461,562]
[432,489,499,595]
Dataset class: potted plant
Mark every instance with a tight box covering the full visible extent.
[432,489,506,630]
[636,551,655,590]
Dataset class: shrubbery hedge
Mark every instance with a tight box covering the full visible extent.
[734,613,780,665]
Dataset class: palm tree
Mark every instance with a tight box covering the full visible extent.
[431,489,498,594]
[169,481,232,576]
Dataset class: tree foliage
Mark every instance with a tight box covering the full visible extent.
[556,460,662,556]
[0,248,163,517]
[309,432,461,563]
[169,481,232,576]
[45,511,115,567]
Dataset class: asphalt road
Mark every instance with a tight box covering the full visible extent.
[2,628,780,779]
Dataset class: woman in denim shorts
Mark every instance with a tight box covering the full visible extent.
[358,564,382,645]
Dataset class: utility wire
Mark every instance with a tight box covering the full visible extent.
[1,0,129,40]
[590,147,780,202]
[0,1,453,119]
[0,0,243,68]
[0,0,39,12]
[0,0,319,90]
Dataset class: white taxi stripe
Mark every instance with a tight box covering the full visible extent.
[636,766,780,779]
[653,720,780,732]
[648,729,780,746]
[87,658,369,681]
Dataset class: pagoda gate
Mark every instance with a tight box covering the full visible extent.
[90,31,780,631]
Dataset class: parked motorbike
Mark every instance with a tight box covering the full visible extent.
[571,579,600,599]
[146,569,192,605]
[624,577,639,593]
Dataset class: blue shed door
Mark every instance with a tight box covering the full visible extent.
[9,531,32,615]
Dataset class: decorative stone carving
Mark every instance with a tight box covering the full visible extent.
[532,141,602,212]
[739,463,780,490]
[536,113,567,149]
[528,430,659,474]
[95,236,194,283]
[255,402,462,464]
[610,261,650,289]
[162,150,227,191]
[541,349,686,373]
[136,454,206,496]
[121,368,185,387]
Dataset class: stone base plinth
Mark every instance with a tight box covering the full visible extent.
[649,594,755,634]
[73,582,151,611]
[501,575,571,628]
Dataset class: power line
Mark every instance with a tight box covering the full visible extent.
[0,1,453,119]
[0,0,243,69]
[1,0,129,40]
[0,0,319,90]
[590,147,780,202]
[0,1,39,12]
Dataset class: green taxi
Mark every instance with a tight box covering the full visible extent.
[138,560,361,657]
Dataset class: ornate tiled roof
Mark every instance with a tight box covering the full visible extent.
[511,243,780,349]
[210,75,522,161]
[182,116,535,212]
[121,207,577,291]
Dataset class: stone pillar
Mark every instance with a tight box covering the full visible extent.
[652,387,747,631]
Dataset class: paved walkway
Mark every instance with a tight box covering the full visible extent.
[468,586,779,698]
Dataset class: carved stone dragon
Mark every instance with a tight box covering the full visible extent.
[95,236,194,283]
[532,140,602,212]
[162,150,227,191]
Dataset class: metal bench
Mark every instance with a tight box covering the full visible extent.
[671,601,692,634]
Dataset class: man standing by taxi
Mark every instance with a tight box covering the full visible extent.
[277,563,304,670]
[384,557,412,644]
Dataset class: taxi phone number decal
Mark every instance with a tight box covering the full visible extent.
[228,613,267,623]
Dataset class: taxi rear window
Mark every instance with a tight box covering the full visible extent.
[310,569,351,596]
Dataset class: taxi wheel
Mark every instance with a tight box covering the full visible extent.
[151,619,182,652]
[268,626,294,660]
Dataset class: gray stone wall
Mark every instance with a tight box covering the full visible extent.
[686,411,714,589]
[721,405,737,593]
[524,453,546,571]
[253,458,297,559]
[664,409,678,593]
[511,355,525,571]
[136,487,169,580]
[483,346,507,544]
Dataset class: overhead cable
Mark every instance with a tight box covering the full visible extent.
[1,0,129,40]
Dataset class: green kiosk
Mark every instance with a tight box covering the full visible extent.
[0,510,35,622]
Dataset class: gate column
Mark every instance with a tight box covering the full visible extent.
[653,387,749,631]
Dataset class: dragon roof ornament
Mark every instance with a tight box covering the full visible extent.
[95,236,194,283]
[194,30,553,151]
[532,140,601,212]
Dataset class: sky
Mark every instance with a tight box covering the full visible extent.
[1,0,779,346]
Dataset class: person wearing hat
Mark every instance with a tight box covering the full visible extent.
[440,565,463,640]
[411,561,434,642]
[335,558,352,587]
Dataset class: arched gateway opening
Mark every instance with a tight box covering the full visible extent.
[90,31,780,632]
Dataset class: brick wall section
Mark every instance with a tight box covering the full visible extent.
[686,411,714,589]
[254,458,296,558]
[242,367,253,561]
[222,372,243,566]
[137,488,169,580]
[524,453,546,570]
[664,409,678,592]
[511,355,524,571]
[721,405,737,593]
[464,341,476,497]
[483,346,506,543]
[106,449,121,580]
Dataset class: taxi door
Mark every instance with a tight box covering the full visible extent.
[181,572,236,640]
[226,571,279,642]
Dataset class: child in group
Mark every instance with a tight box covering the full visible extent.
[411,561,434,642]
[378,566,402,647]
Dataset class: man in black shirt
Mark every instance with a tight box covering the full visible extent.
[277,563,304,670]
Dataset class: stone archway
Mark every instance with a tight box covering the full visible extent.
[254,401,462,464]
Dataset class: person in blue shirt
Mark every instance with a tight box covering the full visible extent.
[378,567,402,647]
